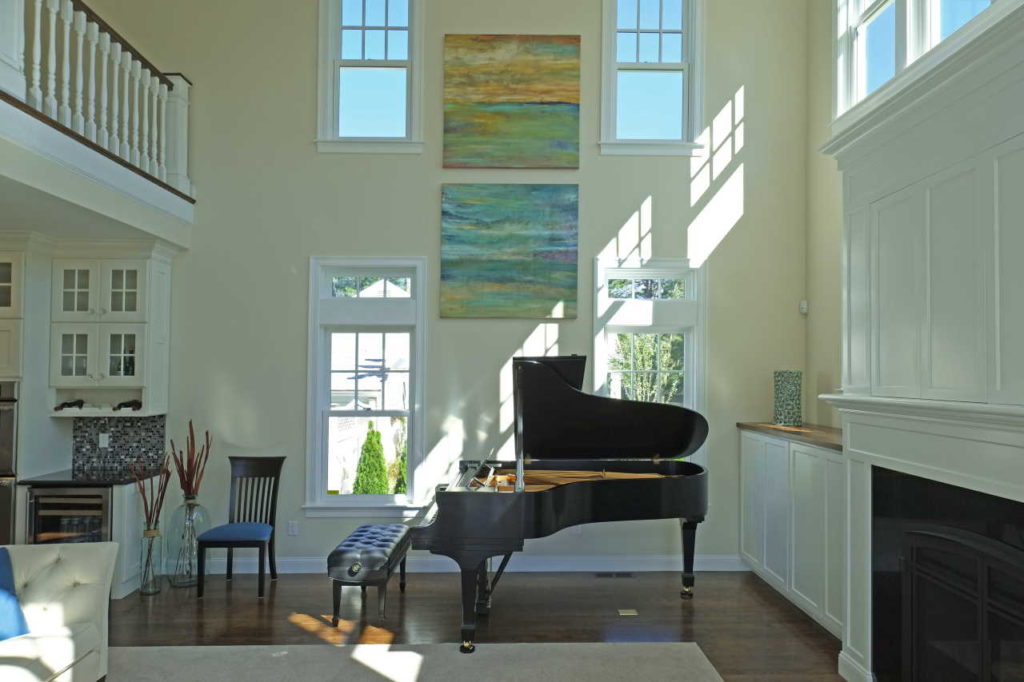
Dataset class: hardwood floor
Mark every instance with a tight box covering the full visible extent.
[110,571,842,681]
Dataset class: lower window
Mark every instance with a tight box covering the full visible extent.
[607,332,685,405]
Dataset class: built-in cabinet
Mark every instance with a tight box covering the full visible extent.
[0,252,24,378]
[48,247,173,416]
[740,429,845,637]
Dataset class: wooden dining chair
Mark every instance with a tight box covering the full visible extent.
[197,456,285,598]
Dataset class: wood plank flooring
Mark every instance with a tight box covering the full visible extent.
[110,571,842,681]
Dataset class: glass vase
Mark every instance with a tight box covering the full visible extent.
[166,496,211,588]
[773,370,803,427]
[139,527,163,595]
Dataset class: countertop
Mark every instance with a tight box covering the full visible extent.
[736,422,843,452]
[18,467,159,487]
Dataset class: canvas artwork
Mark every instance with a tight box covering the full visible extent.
[441,184,579,319]
[443,34,581,169]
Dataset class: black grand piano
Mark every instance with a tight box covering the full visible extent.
[409,355,709,653]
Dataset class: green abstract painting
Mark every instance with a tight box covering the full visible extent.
[443,35,580,169]
[441,184,579,319]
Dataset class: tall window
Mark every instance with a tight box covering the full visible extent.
[601,0,703,156]
[307,258,425,514]
[593,260,704,426]
[317,0,423,153]
[836,0,994,114]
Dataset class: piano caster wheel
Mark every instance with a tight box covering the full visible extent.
[460,641,476,654]
[331,617,339,627]
[680,587,694,600]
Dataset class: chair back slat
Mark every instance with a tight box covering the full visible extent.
[227,457,285,528]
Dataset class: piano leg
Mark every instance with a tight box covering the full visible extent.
[475,563,492,616]
[680,519,699,599]
[459,563,483,653]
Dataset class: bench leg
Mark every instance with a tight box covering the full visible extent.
[258,544,266,598]
[378,582,388,620]
[226,548,233,581]
[332,580,342,627]
[400,557,407,593]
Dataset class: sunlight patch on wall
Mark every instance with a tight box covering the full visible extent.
[597,195,654,266]
[496,319,561,459]
[687,163,745,268]
[414,415,465,504]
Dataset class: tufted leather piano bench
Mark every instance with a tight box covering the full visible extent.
[327,523,410,624]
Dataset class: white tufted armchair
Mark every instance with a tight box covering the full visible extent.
[0,543,117,682]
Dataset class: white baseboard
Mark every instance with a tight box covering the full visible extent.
[201,553,748,575]
[837,650,874,682]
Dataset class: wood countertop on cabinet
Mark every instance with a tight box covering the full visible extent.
[736,422,843,452]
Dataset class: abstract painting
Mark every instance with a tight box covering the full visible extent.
[441,184,579,319]
[443,35,580,169]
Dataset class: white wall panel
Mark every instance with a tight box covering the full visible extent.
[790,444,825,613]
[991,137,1024,405]
[845,208,871,392]
[739,433,765,568]
[825,456,845,635]
[762,439,790,589]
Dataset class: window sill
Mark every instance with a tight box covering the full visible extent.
[303,503,423,519]
[599,140,702,157]
[316,139,425,154]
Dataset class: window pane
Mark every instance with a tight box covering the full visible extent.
[339,67,408,138]
[639,0,660,29]
[76,291,89,311]
[0,264,10,285]
[385,277,411,297]
[62,334,73,354]
[110,356,121,376]
[110,334,122,355]
[78,270,89,288]
[610,333,634,370]
[124,334,136,354]
[387,29,408,60]
[332,276,359,298]
[111,291,123,312]
[617,0,638,29]
[341,29,363,59]
[365,0,386,25]
[384,372,410,410]
[341,0,362,25]
[358,276,382,295]
[331,333,357,370]
[662,32,683,62]
[63,291,74,311]
[864,2,896,95]
[63,269,74,289]
[663,0,683,30]
[74,356,87,375]
[112,270,124,290]
[76,334,87,353]
[616,70,684,140]
[358,333,384,371]
[358,374,383,410]
[330,373,358,409]
[327,417,406,495]
[638,32,659,63]
[660,333,685,369]
[659,278,685,299]
[126,270,137,289]
[941,0,990,39]
[617,32,637,63]
[608,278,632,299]
[365,29,386,59]
[634,279,658,299]
[388,0,408,27]
[384,332,411,369]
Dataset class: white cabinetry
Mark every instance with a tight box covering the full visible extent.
[739,429,845,637]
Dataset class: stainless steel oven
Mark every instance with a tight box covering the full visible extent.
[27,487,110,544]
[0,381,16,545]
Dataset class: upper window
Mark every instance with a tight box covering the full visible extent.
[317,0,423,153]
[306,258,426,515]
[601,0,704,156]
[837,0,993,114]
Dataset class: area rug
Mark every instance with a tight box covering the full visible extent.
[109,642,724,681]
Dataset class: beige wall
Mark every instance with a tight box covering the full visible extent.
[804,0,843,427]
[87,0,811,563]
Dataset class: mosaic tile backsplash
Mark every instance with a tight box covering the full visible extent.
[72,416,166,474]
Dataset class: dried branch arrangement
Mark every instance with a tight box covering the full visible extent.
[171,420,212,497]
[132,455,172,531]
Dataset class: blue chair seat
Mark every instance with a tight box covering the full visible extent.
[199,522,273,543]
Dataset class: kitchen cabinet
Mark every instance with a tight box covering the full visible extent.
[52,259,148,323]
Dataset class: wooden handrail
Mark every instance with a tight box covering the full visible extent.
[70,0,176,90]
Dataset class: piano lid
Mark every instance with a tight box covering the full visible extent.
[513,356,708,461]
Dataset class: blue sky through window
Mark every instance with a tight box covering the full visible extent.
[941,0,991,39]
[865,3,896,96]
[617,71,684,140]
[339,67,407,137]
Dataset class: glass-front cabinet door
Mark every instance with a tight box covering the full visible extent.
[99,324,145,387]
[50,323,98,387]
[100,261,147,322]
[52,260,99,322]
[0,253,23,318]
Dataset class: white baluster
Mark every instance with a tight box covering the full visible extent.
[44,0,59,118]
[59,0,72,126]
[157,82,168,180]
[72,11,86,134]
[130,60,141,166]
[97,32,110,148]
[29,0,44,109]
[139,68,151,172]
[109,41,121,153]
[149,75,160,176]
[119,49,131,160]
[164,75,191,194]
[84,22,98,141]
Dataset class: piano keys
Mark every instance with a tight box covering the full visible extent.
[409,355,709,653]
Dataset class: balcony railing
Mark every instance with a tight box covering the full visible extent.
[0,0,192,201]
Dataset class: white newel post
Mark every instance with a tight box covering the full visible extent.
[0,0,26,100]
[164,74,191,194]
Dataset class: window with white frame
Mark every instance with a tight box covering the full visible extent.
[594,260,703,419]
[307,259,425,513]
[601,0,703,155]
[836,0,993,114]
[316,0,423,153]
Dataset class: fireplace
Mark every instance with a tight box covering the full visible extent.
[873,467,1024,681]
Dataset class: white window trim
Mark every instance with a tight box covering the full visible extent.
[600,0,705,157]
[315,0,425,154]
[592,257,708,467]
[831,0,1020,141]
[305,257,427,517]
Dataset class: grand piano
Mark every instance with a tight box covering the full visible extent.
[409,355,709,653]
